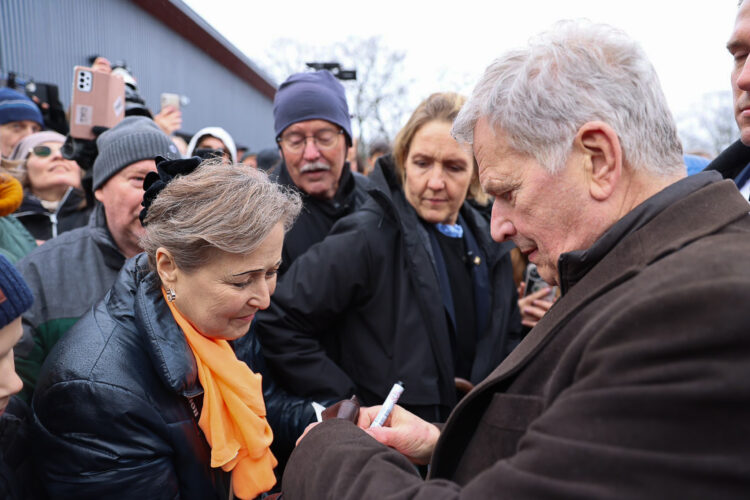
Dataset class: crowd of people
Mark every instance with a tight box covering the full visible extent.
[1,9,750,500]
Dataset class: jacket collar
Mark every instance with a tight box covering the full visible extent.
[16,186,84,216]
[367,154,514,263]
[89,203,126,271]
[705,139,750,180]
[112,254,201,397]
[464,175,750,398]
[558,171,722,294]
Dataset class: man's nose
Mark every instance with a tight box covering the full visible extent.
[738,59,750,92]
[302,138,321,161]
[491,201,516,242]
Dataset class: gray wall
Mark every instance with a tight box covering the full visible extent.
[0,0,276,150]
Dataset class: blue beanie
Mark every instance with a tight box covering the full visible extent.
[273,70,352,145]
[0,88,44,127]
[0,255,33,329]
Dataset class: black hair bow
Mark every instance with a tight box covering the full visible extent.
[139,156,202,225]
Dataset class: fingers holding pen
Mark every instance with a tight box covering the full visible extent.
[360,404,440,465]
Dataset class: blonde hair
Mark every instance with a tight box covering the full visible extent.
[393,92,488,204]
[140,159,302,273]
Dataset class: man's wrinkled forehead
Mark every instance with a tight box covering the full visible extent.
[473,118,510,166]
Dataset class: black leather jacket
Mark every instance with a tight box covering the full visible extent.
[0,398,42,500]
[33,254,315,499]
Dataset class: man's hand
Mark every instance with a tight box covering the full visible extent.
[296,422,320,446]
[357,405,440,465]
[518,282,555,328]
[91,57,112,74]
[153,106,182,136]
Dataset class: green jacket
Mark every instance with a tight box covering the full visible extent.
[0,216,36,264]
[14,204,125,401]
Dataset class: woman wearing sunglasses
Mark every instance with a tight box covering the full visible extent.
[8,131,90,243]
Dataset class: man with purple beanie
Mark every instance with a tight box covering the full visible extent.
[0,88,44,159]
[272,70,370,274]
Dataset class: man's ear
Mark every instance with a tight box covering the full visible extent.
[575,121,622,201]
[155,247,179,286]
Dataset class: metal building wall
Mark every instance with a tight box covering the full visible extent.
[0,0,276,150]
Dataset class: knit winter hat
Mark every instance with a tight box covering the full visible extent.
[186,126,238,163]
[0,255,33,329]
[9,131,66,161]
[0,88,44,127]
[273,70,352,145]
[93,116,178,190]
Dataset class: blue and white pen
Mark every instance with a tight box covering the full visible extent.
[369,381,404,428]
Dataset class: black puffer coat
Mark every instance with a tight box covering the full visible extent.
[32,254,316,499]
[0,397,43,500]
[257,156,523,422]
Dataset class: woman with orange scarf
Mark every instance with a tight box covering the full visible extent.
[33,157,306,499]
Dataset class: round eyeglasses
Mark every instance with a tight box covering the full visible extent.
[277,128,344,153]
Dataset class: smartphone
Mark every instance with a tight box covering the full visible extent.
[160,92,180,111]
[523,263,556,301]
[70,66,125,140]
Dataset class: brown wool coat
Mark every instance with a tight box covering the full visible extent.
[283,178,750,499]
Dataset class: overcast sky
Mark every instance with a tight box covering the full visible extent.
[183,0,738,118]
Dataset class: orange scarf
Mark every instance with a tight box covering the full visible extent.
[163,289,277,499]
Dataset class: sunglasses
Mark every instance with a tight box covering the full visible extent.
[31,145,61,158]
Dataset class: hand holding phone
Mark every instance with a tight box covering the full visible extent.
[519,263,557,328]
[69,66,125,140]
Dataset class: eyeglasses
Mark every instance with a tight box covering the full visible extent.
[31,145,60,158]
[277,128,344,153]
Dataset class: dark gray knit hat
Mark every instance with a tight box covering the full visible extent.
[273,70,352,145]
[93,116,178,190]
[0,255,33,329]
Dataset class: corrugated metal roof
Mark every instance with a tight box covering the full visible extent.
[1,0,276,149]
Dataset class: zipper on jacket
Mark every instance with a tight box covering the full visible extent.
[187,396,200,419]
[50,186,74,239]
[49,212,58,238]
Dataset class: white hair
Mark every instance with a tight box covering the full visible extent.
[453,20,684,176]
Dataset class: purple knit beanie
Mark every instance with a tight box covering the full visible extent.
[273,70,352,145]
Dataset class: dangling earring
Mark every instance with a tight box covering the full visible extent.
[166,288,177,302]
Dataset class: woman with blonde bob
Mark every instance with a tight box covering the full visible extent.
[33,158,311,499]
[258,92,522,423]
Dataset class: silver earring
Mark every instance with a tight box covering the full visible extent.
[166,288,177,302]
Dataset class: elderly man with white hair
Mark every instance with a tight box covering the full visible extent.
[281,21,750,499]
